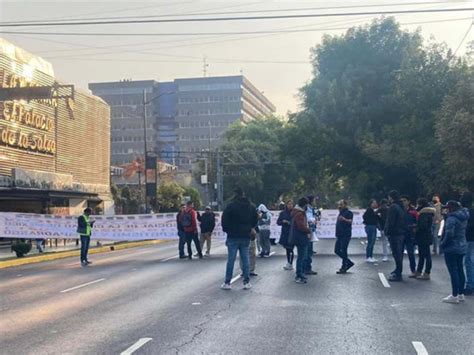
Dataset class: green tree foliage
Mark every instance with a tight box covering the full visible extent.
[183,186,202,210]
[435,68,474,191]
[221,116,297,205]
[156,182,185,212]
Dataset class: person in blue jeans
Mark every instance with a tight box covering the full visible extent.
[460,192,474,295]
[220,187,258,290]
[363,199,379,263]
[289,197,311,284]
[440,201,469,304]
[77,207,95,266]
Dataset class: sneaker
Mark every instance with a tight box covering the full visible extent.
[250,272,258,277]
[367,258,377,263]
[179,255,188,259]
[336,268,347,274]
[283,263,293,271]
[382,256,389,262]
[345,260,355,271]
[194,253,199,257]
[416,273,430,281]
[86,261,92,264]
[305,270,318,275]
[220,283,232,290]
[458,294,465,302]
[263,254,271,258]
[442,295,459,304]
[409,272,421,279]
[388,274,403,282]
[81,261,88,266]
[243,283,252,290]
[295,278,306,284]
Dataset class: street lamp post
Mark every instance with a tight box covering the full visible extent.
[142,90,176,213]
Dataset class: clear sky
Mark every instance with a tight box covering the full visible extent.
[1,0,473,114]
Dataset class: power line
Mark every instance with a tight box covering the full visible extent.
[0,1,455,25]
[1,7,473,27]
[452,22,473,56]
[3,16,471,38]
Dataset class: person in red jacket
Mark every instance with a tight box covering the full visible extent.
[181,201,203,259]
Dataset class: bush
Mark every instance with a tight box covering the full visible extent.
[11,241,32,258]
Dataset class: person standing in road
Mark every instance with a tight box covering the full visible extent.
[181,201,203,260]
[440,201,469,304]
[460,192,474,296]
[385,190,406,282]
[432,194,443,255]
[414,198,435,280]
[278,200,294,270]
[199,206,216,257]
[77,207,95,266]
[376,199,390,262]
[363,199,379,263]
[334,200,354,274]
[401,195,418,278]
[176,204,187,259]
[221,187,258,290]
[304,195,318,276]
[257,204,272,258]
[290,197,311,284]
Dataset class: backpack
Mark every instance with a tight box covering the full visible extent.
[181,210,193,228]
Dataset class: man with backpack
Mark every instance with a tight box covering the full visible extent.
[181,201,203,259]
[198,206,216,256]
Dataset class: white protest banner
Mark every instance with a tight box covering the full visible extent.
[0,209,368,241]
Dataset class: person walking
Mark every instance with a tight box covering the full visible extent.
[278,200,294,270]
[289,197,311,284]
[401,195,418,277]
[199,206,216,257]
[176,204,188,259]
[385,190,406,282]
[221,187,258,290]
[376,199,390,262]
[181,201,203,260]
[414,198,435,280]
[304,195,318,276]
[432,194,443,255]
[461,192,474,296]
[440,201,469,304]
[257,204,272,257]
[334,200,354,274]
[77,207,95,266]
[363,199,379,263]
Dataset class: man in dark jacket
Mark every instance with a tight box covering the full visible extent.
[198,206,216,256]
[401,195,418,277]
[415,198,435,280]
[290,197,311,284]
[461,192,474,295]
[221,187,258,290]
[176,204,187,259]
[77,207,95,266]
[385,190,406,281]
[334,200,354,274]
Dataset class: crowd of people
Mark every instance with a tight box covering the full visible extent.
[76,186,473,304]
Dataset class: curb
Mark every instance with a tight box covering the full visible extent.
[0,240,168,269]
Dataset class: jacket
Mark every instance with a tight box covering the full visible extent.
[257,204,271,231]
[440,208,469,254]
[182,207,198,234]
[466,207,474,242]
[176,211,185,233]
[77,215,93,237]
[376,206,388,231]
[415,207,435,246]
[336,208,353,238]
[289,206,311,246]
[404,207,418,240]
[277,208,292,248]
[221,197,258,239]
[199,211,216,234]
[384,200,405,236]
[362,208,378,226]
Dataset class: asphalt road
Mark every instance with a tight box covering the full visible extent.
[1,239,473,355]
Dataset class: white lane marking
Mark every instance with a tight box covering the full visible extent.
[427,323,457,329]
[60,278,106,293]
[16,274,22,277]
[378,273,391,288]
[412,341,429,355]
[192,302,201,305]
[230,275,241,284]
[120,338,153,355]
[161,255,179,262]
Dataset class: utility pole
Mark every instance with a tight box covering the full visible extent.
[143,89,149,213]
[216,149,223,210]
[207,120,212,205]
